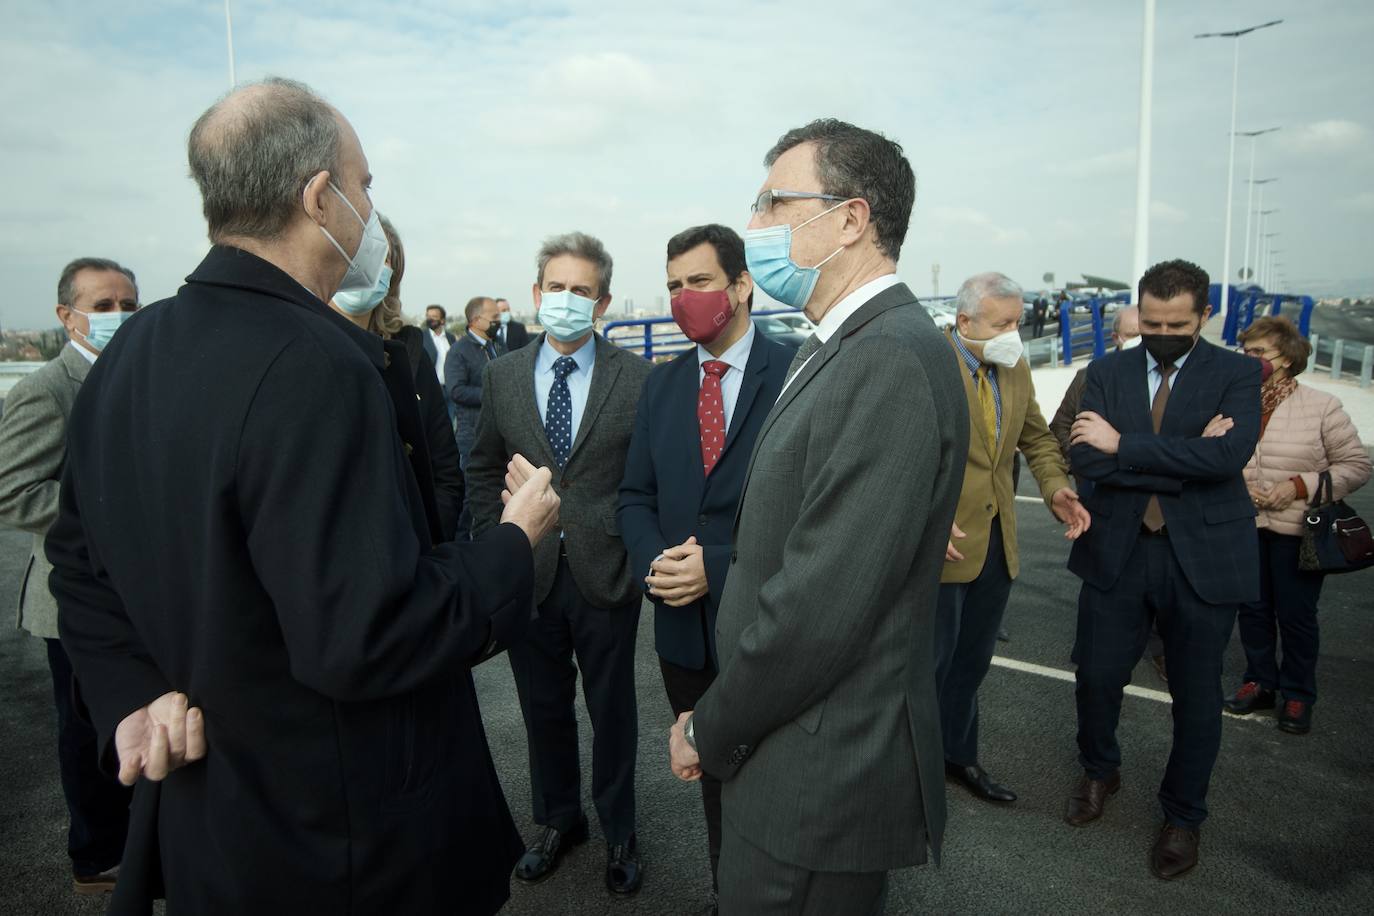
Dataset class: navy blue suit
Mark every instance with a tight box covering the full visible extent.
[617,331,791,889]
[618,334,793,670]
[1068,338,1261,829]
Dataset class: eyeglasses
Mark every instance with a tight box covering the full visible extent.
[750,189,849,216]
[1242,346,1278,357]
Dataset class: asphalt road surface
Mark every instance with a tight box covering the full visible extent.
[2,471,1372,915]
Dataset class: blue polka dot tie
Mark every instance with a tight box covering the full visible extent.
[545,356,578,468]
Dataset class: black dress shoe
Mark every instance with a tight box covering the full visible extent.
[1064,771,1120,827]
[606,834,643,895]
[513,818,589,884]
[1223,681,1275,714]
[1277,699,1312,735]
[1149,822,1199,880]
[945,762,1016,803]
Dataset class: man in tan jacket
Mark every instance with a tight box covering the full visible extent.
[937,272,1090,803]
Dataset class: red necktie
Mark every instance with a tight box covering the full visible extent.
[699,360,729,476]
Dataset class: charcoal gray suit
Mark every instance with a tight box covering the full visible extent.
[467,332,651,845]
[692,282,968,911]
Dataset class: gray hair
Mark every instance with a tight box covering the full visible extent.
[764,119,916,262]
[1112,305,1139,336]
[536,232,613,298]
[58,257,138,306]
[955,272,1023,317]
[187,77,341,242]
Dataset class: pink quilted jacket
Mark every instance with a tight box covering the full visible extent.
[1244,383,1371,536]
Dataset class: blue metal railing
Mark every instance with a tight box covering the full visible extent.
[1223,290,1315,344]
[1059,299,1108,365]
[603,308,808,361]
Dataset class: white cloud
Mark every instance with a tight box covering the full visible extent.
[1337,191,1374,213]
[1050,147,1136,177]
[1150,200,1189,223]
[1279,120,1371,155]
[929,207,1028,244]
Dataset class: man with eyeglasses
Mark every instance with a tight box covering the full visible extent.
[0,257,139,895]
[666,119,969,914]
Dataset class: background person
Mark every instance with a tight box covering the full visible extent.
[0,256,139,896]
[328,214,465,541]
[1223,316,1370,734]
[495,297,532,352]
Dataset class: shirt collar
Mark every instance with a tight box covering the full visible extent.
[468,330,488,346]
[1145,338,1198,374]
[950,331,984,376]
[813,273,901,343]
[696,320,756,373]
[537,332,598,375]
[71,340,99,365]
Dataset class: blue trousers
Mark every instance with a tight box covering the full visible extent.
[1073,534,1236,829]
[1237,529,1325,704]
[935,521,1014,768]
[46,639,132,876]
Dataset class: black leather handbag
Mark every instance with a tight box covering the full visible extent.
[1298,471,1374,574]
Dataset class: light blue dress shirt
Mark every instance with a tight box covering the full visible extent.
[535,333,598,439]
[695,321,756,434]
[1146,342,1196,404]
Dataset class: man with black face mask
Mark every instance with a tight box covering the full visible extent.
[1066,259,1261,882]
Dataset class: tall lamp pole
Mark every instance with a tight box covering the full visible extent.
[1245,178,1278,282]
[1237,126,1280,279]
[1131,0,1157,302]
[224,0,237,88]
[1194,19,1282,319]
[1261,233,1280,290]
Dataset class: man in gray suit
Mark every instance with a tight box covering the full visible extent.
[466,232,652,896]
[0,257,140,895]
[669,120,969,914]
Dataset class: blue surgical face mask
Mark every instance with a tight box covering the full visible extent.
[333,264,393,316]
[77,310,136,353]
[538,290,599,342]
[499,310,512,326]
[743,200,848,309]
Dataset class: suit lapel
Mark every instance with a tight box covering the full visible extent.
[992,363,1026,464]
[60,344,91,385]
[566,335,620,465]
[949,334,996,461]
[517,337,558,468]
[1123,346,1153,433]
[1161,339,1212,434]
[719,335,771,460]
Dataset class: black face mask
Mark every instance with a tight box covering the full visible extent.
[1141,333,1195,367]
[427,318,442,330]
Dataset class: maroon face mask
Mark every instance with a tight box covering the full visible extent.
[671,287,736,344]
[1255,355,1275,383]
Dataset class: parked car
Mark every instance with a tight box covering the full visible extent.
[768,312,818,335]
[754,316,808,349]
[922,300,957,331]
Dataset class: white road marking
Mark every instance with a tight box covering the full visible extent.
[989,655,1271,725]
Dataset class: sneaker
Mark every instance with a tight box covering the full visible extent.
[1223,681,1275,715]
[1277,699,1312,735]
[73,865,119,895]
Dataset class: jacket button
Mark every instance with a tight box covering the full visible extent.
[561,479,571,489]
[698,515,709,525]
[403,442,414,456]
[384,353,392,368]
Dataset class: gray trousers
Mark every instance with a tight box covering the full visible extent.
[718,816,888,916]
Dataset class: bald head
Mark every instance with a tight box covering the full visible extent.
[1113,305,1140,340]
[188,77,344,242]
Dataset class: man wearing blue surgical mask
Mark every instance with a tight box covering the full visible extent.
[466,232,653,897]
[0,257,138,896]
[667,119,969,915]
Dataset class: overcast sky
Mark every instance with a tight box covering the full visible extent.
[2,0,1370,330]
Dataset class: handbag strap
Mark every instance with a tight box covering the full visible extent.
[1310,470,1334,509]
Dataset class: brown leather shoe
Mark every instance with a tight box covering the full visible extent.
[1149,823,1199,880]
[1064,771,1121,827]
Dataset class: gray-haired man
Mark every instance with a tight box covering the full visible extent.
[0,256,139,895]
[467,231,652,896]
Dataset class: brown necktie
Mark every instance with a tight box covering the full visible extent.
[1142,363,1175,532]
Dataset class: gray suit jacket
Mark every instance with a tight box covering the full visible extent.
[467,333,651,608]
[692,283,968,872]
[0,344,90,639]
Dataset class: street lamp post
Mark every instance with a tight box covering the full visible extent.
[1131,0,1157,303]
[1245,178,1278,282]
[1262,234,1280,290]
[1255,209,1278,288]
[1195,19,1282,320]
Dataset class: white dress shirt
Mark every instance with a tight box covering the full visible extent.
[535,333,598,438]
[779,273,902,397]
[696,321,757,434]
[430,328,453,384]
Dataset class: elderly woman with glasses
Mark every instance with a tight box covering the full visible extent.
[1222,316,1370,734]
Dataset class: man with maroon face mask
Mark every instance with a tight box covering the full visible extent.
[617,223,794,914]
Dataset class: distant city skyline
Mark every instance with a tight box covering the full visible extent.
[2,0,1371,330]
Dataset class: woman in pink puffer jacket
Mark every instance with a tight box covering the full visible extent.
[1222,316,1371,735]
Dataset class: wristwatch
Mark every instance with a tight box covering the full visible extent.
[684,714,697,751]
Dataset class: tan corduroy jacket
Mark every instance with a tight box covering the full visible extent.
[1245,382,1371,537]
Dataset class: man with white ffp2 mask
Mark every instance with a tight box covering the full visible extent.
[937,272,1091,807]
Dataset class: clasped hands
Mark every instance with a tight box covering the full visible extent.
[114,691,206,786]
[669,710,701,782]
[646,536,707,606]
[500,453,561,546]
